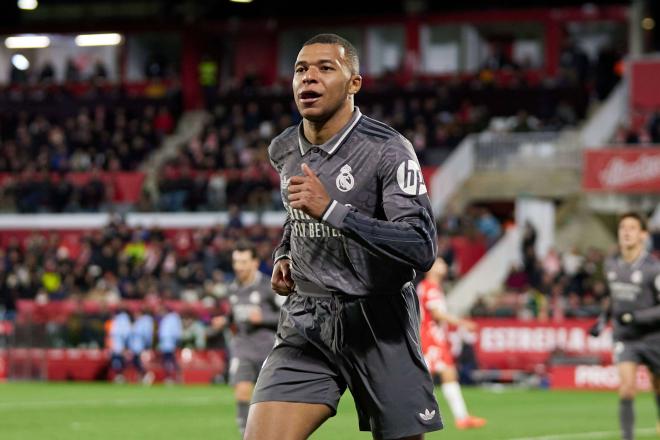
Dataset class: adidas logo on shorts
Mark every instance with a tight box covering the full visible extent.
[419,408,436,421]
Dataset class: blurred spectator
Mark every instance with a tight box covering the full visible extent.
[481,41,519,71]
[9,61,29,85]
[542,247,562,279]
[561,246,584,277]
[39,61,56,84]
[145,52,168,79]
[471,245,608,321]
[153,105,175,135]
[511,110,540,132]
[595,44,622,101]
[646,111,660,144]
[199,55,219,105]
[65,58,81,82]
[41,260,64,300]
[90,59,108,83]
[558,39,590,86]
[79,170,107,211]
[475,207,502,248]
[181,310,206,349]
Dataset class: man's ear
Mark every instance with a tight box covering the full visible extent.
[348,74,362,95]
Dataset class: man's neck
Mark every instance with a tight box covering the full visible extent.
[238,272,257,286]
[303,104,354,145]
[621,245,644,264]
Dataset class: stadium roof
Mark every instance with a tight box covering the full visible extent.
[4,0,630,26]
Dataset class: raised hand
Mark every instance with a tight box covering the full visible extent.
[288,163,331,219]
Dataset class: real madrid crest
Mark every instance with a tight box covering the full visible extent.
[336,164,354,192]
[631,270,643,284]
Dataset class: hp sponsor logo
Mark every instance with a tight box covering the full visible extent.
[396,159,427,195]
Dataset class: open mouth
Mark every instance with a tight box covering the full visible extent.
[299,91,322,104]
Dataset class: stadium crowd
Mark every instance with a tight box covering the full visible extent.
[0,97,178,212]
[0,216,280,310]
[6,204,647,351]
[613,110,660,145]
[469,222,660,321]
[0,67,593,214]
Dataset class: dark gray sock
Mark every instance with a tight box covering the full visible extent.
[620,398,634,440]
[237,401,249,436]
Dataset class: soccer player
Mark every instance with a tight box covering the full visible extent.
[128,306,155,384]
[108,306,131,383]
[157,304,182,383]
[245,34,442,440]
[211,242,281,437]
[418,257,487,430]
[590,212,660,440]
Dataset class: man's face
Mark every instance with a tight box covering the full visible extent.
[232,250,258,283]
[292,43,358,122]
[618,217,646,251]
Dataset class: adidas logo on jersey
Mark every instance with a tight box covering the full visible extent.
[419,408,436,421]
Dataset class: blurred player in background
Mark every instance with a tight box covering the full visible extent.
[212,241,281,437]
[109,305,131,383]
[157,304,182,383]
[128,305,155,384]
[590,212,660,439]
[418,257,487,430]
[246,33,442,440]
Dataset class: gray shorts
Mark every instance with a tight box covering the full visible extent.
[229,356,267,385]
[252,283,444,439]
[613,338,660,375]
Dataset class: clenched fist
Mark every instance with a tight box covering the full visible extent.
[288,163,332,220]
[271,258,295,296]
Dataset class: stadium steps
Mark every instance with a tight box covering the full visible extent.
[140,110,209,205]
[554,195,616,252]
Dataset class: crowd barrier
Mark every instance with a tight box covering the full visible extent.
[0,348,225,384]
[471,318,612,371]
[2,306,622,388]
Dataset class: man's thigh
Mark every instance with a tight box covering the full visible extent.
[245,401,332,440]
[340,287,443,439]
[637,339,660,377]
[614,340,642,365]
[251,296,346,413]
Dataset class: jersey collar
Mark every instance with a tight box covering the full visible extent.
[232,271,262,289]
[617,250,648,269]
[297,107,362,157]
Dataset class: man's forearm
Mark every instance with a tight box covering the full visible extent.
[632,305,660,325]
[272,215,292,262]
[323,202,436,272]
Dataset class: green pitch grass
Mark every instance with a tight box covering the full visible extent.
[0,382,657,439]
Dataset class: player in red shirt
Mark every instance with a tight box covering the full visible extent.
[418,257,487,430]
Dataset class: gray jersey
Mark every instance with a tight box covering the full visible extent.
[605,252,660,342]
[227,272,280,360]
[269,108,437,296]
